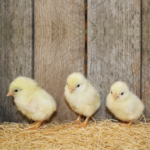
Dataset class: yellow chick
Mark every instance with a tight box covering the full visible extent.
[106,81,144,127]
[64,72,101,128]
[7,76,56,129]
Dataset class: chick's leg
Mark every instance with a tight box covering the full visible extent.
[128,120,134,128]
[72,115,82,125]
[121,119,134,128]
[28,121,43,130]
[76,116,90,129]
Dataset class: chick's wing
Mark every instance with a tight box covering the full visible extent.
[24,100,40,113]
[84,92,100,105]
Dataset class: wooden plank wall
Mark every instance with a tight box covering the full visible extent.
[142,0,150,118]
[1,0,150,123]
[88,0,141,119]
[34,0,85,121]
[0,0,32,122]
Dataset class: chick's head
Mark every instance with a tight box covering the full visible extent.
[110,81,129,101]
[66,72,87,93]
[7,76,38,98]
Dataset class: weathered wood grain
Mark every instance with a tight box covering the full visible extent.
[142,0,150,118]
[34,0,85,121]
[0,0,32,122]
[88,0,141,119]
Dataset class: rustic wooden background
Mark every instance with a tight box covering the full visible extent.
[88,0,141,119]
[0,0,32,122]
[34,0,85,121]
[0,0,150,123]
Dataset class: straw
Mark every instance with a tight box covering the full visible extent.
[0,117,150,150]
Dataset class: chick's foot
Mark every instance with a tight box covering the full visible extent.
[120,120,134,128]
[72,115,82,125]
[75,116,90,129]
[27,121,43,130]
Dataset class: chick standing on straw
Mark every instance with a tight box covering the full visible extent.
[7,76,56,129]
[64,72,101,128]
[106,81,144,127]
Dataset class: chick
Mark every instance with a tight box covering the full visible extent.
[106,81,144,127]
[64,72,101,128]
[7,76,56,129]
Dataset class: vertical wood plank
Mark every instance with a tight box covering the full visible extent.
[34,0,85,121]
[88,0,141,119]
[142,0,150,118]
[0,0,32,122]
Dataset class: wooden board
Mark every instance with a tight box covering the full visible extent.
[0,0,32,122]
[142,0,150,118]
[88,0,141,119]
[34,0,85,121]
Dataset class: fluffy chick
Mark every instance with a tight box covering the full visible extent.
[7,76,56,129]
[64,72,101,128]
[106,81,144,127]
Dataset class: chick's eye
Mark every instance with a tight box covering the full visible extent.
[14,89,18,92]
[77,84,80,88]
[121,92,124,95]
[111,92,113,94]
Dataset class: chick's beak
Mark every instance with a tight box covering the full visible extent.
[6,92,14,97]
[69,86,75,93]
[113,93,119,100]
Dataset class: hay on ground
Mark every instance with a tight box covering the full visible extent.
[0,117,150,150]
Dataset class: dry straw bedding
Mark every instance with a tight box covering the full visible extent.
[0,118,150,150]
